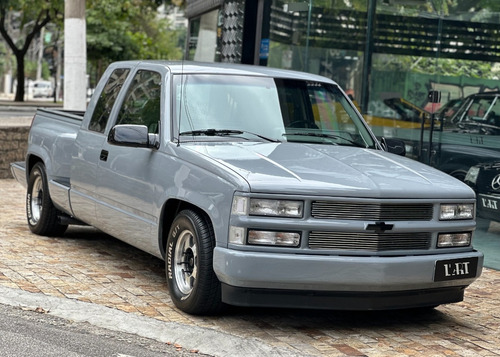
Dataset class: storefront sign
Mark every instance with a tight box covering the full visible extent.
[260,38,270,60]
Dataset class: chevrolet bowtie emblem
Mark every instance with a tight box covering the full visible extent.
[365,222,394,232]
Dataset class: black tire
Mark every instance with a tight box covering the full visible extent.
[166,209,222,315]
[449,169,468,182]
[26,162,68,236]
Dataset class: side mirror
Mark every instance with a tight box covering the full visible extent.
[380,137,406,156]
[108,124,158,148]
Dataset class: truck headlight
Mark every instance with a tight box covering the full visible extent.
[465,166,479,185]
[250,199,303,217]
[437,232,471,247]
[229,227,301,246]
[232,196,303,218]
[248,230,300,247]
[439,204,474,220]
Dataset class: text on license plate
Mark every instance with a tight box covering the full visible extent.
[434,257,478,282]
[479,195,499,210]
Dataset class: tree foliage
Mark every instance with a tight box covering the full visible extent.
[373,54,499,80]
[308,0,500,17]
[0,0,184,100]
[0,0,63,101]
[87,0,183,83]
[371,0,500,79]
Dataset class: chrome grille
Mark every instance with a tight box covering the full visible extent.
[311,201,433,221]
[309,231,432,251]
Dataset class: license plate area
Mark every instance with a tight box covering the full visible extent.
[478,194,500,211]
[434,257,478,282]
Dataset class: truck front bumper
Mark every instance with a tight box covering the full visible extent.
[213,247,484,310]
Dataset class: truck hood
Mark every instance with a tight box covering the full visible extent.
[184,142,475,199]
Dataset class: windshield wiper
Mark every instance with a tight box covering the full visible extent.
[180,129,280,142]
[282,132,366,148]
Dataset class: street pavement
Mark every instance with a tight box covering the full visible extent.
[1,179,500,356]
[0,303,209,357]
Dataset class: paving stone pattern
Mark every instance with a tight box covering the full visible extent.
[0,126,29,179]
[1,179,499,356]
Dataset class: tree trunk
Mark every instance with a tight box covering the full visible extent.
[0,8,53,102]
[14,54,25,102]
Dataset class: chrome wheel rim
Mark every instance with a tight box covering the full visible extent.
[174,229,198,295]
[30,175,43,223]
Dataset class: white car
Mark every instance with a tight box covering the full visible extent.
[33,81,53,98]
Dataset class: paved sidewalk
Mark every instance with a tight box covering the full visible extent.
[1,179,499,356]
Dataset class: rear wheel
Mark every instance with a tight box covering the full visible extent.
[166,209,222,315]
[27,162,67,236]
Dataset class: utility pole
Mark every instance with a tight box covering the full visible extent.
[64,0,86,110]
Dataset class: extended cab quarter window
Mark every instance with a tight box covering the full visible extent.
[116,70,162,134]
[89,68,130,133]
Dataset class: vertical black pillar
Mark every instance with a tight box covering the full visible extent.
[361,0,376,113]
[258,0,271,66]
[241,0,271,65]
[241,1,257,64]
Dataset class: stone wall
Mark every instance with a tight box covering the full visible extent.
[0,126,29,179]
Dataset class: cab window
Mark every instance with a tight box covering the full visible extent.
[116,70,162,134]
[89,68,130,133]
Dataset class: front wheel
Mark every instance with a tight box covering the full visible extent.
[166,209,222,315]
[27,162,67,236]
[449,169,467,181]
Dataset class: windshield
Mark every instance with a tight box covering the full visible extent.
[173,74,376,148]
[455,96,500,124]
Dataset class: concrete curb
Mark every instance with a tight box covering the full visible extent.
[0,285,304,357]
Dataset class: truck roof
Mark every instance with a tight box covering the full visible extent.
[110,60,337,84]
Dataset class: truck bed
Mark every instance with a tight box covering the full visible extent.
[12,108,85,184]
[34,108,85,124]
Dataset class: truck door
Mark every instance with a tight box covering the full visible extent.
[70,67,131,226]
[95,69,162,254]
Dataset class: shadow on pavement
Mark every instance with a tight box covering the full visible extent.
[474,218,500,270]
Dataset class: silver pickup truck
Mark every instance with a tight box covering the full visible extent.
[11,61,483,314]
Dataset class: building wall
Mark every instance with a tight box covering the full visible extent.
[0,126,29,179]
[219,0,245,63]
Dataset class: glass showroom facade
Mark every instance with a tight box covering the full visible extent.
[184,0,500,267]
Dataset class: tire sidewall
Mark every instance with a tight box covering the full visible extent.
[27,163,45,231]
[26,162,67,236]
[166,213,199,308]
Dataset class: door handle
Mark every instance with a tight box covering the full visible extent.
[100,150,109,161]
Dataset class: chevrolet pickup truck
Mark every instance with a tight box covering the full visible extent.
[11,61,483,315]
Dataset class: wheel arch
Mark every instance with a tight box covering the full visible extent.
[158,199,215,259]
[27,154,44,177]
[438,157,481,181]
